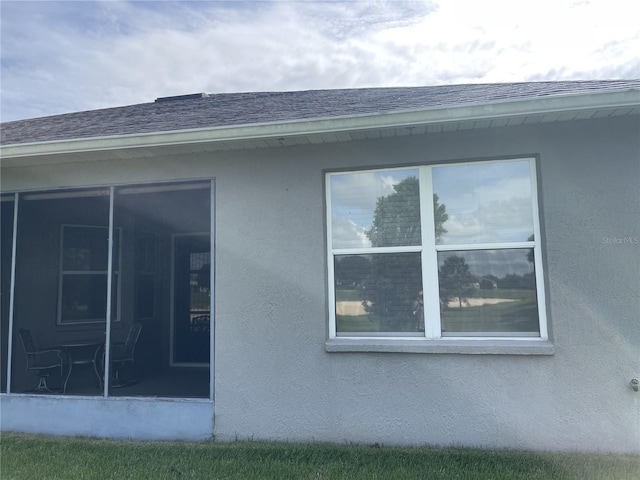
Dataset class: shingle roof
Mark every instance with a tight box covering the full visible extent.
[2,80,639,146]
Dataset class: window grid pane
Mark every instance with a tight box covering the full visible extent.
[330,169,421,249]
[432,160,535,245]
[438,249,539,336]
[334,253,424,336]
[59,226,121,324]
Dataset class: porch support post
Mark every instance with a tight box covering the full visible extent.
[6,193,19,394]
[102,186,115,397]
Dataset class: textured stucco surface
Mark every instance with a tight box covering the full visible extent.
[210,116,640,453]
[1,115,638,452]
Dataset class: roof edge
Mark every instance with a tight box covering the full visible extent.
[2,89,639,160]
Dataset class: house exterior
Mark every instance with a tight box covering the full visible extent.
[1,80,638,453]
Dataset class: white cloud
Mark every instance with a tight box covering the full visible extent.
[1,0,639,121]
[435,161,535,244]
[331,170,401,213]
[442,195,534,244]
[331,215,371,249]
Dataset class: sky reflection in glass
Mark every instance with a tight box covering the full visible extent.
[330,169,419,249]
[433,160,534,245]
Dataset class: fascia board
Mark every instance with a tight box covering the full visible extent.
[1,89,639,160]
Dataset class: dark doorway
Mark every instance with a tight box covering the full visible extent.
[173,234,210,365]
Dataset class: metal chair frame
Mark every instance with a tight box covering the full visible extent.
[18,328,65,393]
[108,323,142,388]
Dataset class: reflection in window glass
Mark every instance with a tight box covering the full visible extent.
[438,249,539,336]
[327,158,545,340]
[330,169,420,249]
[335,253,423,335]
[62,226,110,271]
[433,161,534,245]
[60,274,118,322]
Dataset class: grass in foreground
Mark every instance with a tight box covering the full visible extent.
[1,432,639,480]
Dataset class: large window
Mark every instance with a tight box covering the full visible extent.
[326,158,547,340]
[58,225,121,324]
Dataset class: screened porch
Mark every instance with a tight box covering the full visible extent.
[1,180,214,400]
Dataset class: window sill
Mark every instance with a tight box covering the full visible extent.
[325,338,555,355]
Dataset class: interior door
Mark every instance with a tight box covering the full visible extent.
[173,234,210,365]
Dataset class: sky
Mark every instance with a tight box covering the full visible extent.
[1,0,639,122]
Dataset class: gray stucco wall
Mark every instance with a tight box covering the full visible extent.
[2,115,639,452]
[211,115,640,453]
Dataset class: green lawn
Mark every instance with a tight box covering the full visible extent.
[1,433,638,480]
[441,289,539,333]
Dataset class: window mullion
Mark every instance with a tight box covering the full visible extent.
[420,166,440,339]
[436,241,535,251]
[332,245,422,255]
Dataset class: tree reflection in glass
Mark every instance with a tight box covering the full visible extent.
[334,253,423,334]
[438,249,539,336]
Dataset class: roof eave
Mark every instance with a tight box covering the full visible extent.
[1,89,639,160]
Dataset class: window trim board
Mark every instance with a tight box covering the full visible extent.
[325,338,555,355]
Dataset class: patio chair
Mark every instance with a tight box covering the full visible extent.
[109,323,142,388]
[18,328,65,393]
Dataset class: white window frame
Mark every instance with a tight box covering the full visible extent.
[326,157,549,345]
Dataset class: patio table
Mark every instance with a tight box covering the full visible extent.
[58,341,104,394]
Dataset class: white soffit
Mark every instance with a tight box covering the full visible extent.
[1,89,639,166]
